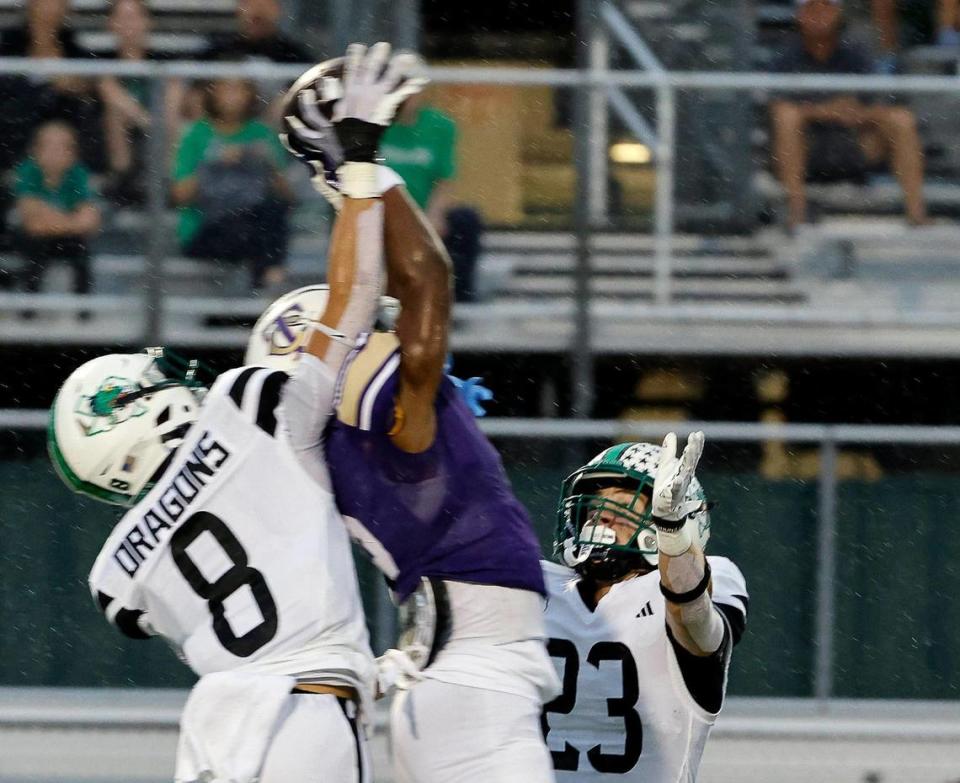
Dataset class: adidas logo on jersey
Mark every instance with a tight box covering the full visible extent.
[636,601,654,618]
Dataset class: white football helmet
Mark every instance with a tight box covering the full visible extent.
[245,284,400,372]
[48,350,206,506]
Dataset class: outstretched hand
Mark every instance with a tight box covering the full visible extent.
[652,431,705,525]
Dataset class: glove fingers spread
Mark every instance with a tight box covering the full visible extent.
[360,41,392,86]
[342,42,367,94]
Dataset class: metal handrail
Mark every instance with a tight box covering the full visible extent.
[1,57,959,91]
[9,410,960,444]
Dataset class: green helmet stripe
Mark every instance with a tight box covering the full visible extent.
[47,399,131,507]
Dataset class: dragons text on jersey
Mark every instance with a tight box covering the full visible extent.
[112,431,230,577]
[89,366,375,698]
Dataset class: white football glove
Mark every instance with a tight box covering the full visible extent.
[376,647,424,698]
[652,431,705,527]
[335,41,428,127]
[332,42,427,165]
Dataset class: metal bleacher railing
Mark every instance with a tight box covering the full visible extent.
[3,53,960,407]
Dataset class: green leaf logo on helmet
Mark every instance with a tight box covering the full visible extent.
[74,376,149,436]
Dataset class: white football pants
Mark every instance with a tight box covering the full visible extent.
[391,678,555,783]
[260,694,370,783]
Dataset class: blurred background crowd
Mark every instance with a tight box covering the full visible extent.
[5,0,960,302]
[0,0,487,298]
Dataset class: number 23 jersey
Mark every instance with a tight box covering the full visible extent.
[541,556,748,782]
[87,367,375,697]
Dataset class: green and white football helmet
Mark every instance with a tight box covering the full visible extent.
[555,441,711,579]
[245,284,400,373]
[48,349,206,506]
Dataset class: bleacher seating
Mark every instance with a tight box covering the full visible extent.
[0,0,237,40]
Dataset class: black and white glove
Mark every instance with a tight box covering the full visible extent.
[334,42,427,161]
[281,42,427,203]
[334,42,427,198]
[652,431,705,551]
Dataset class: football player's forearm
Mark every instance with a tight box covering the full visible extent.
[381,186,450,452]
[660,545,725,655]
[304,197,384,368]
[383,186,450,389]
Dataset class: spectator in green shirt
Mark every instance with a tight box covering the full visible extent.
[172,77,293,289]
[14,120,101,299]
[381,92,484,302]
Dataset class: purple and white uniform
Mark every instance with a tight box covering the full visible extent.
[323,331,560,783]
[324,331,546,603]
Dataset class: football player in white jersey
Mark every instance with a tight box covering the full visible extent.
[542,433,748,782]
[45,43,427,783]
[263,50,562,783]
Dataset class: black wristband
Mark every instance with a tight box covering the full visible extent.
[659,560,712,605]
[652,514,686,533]
[335,118,383,163]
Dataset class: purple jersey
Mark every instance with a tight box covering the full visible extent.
[324,332,546,602]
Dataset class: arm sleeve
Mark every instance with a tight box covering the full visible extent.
[279,354,338,490]
[666,556,748,713]
[708,555,749,646]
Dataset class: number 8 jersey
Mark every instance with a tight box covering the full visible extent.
[88,366,376,700]
[541,556,748,782]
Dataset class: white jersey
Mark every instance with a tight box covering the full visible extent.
[88,366,376,702]
[541,556,748,783]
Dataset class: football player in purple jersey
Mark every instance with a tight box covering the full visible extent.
[270,46,561,783]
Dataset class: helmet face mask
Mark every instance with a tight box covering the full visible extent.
[555,442,711,580]
[48,349,207,507]
[245,285,400,373]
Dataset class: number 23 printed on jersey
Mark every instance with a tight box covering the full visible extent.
[541,637,644,774]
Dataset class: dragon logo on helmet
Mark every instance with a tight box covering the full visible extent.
[74,376,148,436]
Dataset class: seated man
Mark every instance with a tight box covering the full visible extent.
[172,77,293,290]
[203,0,310,63]
[770,0,929,228]
[14,121,101,299]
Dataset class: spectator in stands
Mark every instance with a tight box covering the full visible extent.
[381,92,484,302]
[201,0,311,124]
[770,0,929,228]
[14,121,101,299]
[872,0,960,64]
[99,0,154,205]
[0,0,104,171]
[172,77,292,290]
[203,0,311,63]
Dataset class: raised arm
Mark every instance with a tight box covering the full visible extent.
[651,432,728,657]
[382,185,452,453]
